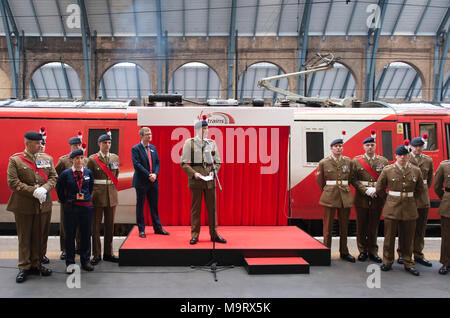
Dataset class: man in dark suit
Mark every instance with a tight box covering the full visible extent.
[131,127,168,238]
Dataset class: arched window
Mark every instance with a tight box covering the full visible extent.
[30,62,82,99]
[238,62,288,102]
[306,63,355,99]
[169,62,220,99]
[99,62,151,104]
[375,62,422,101]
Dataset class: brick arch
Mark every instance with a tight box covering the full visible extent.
[333,61,359,90]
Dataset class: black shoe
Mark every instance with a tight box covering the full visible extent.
[397,257,404,265]
[340,254,356,263]
[81,263,95,271]
[415,258,432,267]
[90,256,101,266]
[405,267,420,276]
[439,265,449,275]
[358,252,368,262]
[211,236,227,244]
[369,253,383,263]
[60,251,66,260]
[380,264,392,271]
[139,231,146,238]
[41,255,49,264]
[190,237,198,245]
[155,229,170,235]
[103,254,119,263]
[16,270,28,283]
[29,266,52,276]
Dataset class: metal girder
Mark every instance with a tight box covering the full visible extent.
[165,30,169,93]
[415,82,422,98]
[365,0,388,102]
[227,0,237,99]
[132,0,138,37]
[329,68,339,98]
[253,0,260,40]
[433,7,450,102]
[443,75,449,98]
[413,0,431,40]
[60,62,73,99]
[135,64,141,104]
[239,68,246,102]
[30,78,38,98]
[307,72,316,97]
[322,0,334,41]
[105,0,114,40]
[124,66,130,98]
[29,0,43,41]
[383,67,398,99]
[50,66,61,98]
[345,0,358,41]
[405,73,419,101]
[55,0,67,41]
[297,0,313,94]
[156,0,163,92]
[194,65,199,99]
[112,66,119,98]
[78,0,92,100]
[390,0,407,40]
[250,67,258,99]
[206,0,211,40]
[273,67,282,103]
[100,78,107,99]
[394,68,409,98]
[206,66,211,99]
[375,65,388,100]
[339,70,351,98]
[276,0,285,40]
[317,72,326,97]
[0,0,20,98]
[39,68,50,97]
[262,67,270,99]
[182,0,186,40]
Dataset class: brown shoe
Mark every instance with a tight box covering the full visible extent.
[82,263,95,271]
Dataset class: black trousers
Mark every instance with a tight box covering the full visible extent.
[64,204,93,266]
[135,183,162,233]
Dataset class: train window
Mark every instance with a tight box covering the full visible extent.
[306,131,324,163]
[381,130,393,161]
[419,123,437,151]
[403,123,411,141]
[87,129,120,157]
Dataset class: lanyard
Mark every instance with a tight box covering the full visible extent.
[73,169,84,194]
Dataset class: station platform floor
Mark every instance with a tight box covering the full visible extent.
[0,235,448,298]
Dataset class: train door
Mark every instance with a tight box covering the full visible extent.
[374,122,397,163]
[412,119,445,164]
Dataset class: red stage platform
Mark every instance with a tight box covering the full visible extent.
[119,226,330,267]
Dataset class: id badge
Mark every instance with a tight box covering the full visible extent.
[76,193,85,200]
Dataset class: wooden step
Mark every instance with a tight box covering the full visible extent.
[244,257,310,275]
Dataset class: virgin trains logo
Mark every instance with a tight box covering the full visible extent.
[198,111,236,125]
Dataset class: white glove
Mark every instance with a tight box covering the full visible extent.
[33,187,47,203]
[365,187,377,198]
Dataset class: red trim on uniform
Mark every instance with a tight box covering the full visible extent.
[357,156,380,180]
[93,155,118,188]
[17,154,48,182]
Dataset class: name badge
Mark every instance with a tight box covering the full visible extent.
[110,162,119,169]
[76,193,84,200]
[84,176,90,180]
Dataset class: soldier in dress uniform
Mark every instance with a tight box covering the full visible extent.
[38,127,50,265]
[316,132,356,263]
[55,131,88,260]
[181,115,226,245]
[397,135,433,267]
[376,143,425,276]
[433,159,450,275]
[87,128,120,265]
[352,132,388,263]
[7,131,57,283]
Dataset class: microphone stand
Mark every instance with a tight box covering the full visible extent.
[191,140,233,282]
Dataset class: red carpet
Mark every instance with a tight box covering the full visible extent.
[119,226,330,266]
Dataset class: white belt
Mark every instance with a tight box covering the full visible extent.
[94,179,113,185]
[359,181,377,187]
[326,180,348,186]
[423,180,427,185]
[389,191,414,198]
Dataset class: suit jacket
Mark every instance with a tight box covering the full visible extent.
[87,151,119,207]
[131,143,160,189]
[434,160,450,218]
[352,154,388,208]
[375,163,424,221]
[316,155,355,208]
[55,154,88,176]
[181,137,221,190]
[7,151,57,215]
[409,154,433,208]
[56,168,94,204]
